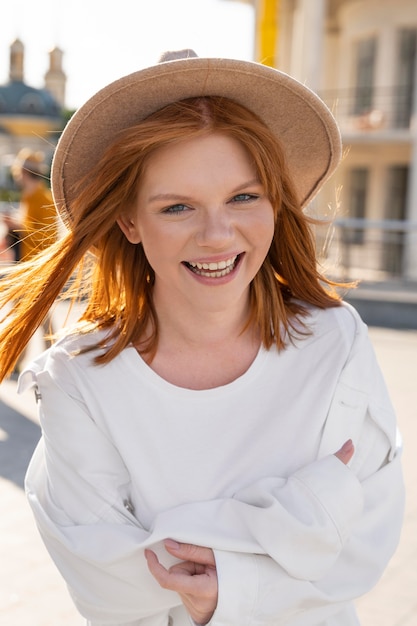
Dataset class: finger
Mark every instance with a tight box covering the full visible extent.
[164,539,216,567]
[145,549,169,583]
[170,561,216,578]
[335,439,354,465]
[145,550,216,595]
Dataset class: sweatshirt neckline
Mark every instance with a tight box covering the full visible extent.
[124,342,271,398]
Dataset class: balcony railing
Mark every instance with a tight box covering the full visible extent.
[320,85,415,133]
[316,218,417,283]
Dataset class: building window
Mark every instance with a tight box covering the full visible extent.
[385,166,408,221]
[352,38,377,115]
[347,167,368,244]
[395,29,417,128]
[382,165,409,274]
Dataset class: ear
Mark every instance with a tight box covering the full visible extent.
[117,215,141,244]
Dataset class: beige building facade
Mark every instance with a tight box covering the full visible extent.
[248,0,417,281]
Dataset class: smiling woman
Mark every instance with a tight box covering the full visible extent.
[0,50,404,626]
[116,132,275,335]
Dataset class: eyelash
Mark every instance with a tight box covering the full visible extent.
[162,204,189,214]
[162,193,259,214]
[230,193,259,203]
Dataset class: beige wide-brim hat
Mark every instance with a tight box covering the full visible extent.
[52,50,342,227]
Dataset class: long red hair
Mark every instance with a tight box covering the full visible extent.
[0,96,346,380]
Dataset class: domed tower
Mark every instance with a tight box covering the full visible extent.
[9,38,24,82]
[44,46,66,108]
[0,40,63,140]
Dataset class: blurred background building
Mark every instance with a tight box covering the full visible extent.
[1,0,416,321]
[247,0,417,289]
[0,38,66,191]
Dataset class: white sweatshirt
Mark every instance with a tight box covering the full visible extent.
[21,302,404,626]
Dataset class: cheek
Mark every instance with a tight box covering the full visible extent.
[139,228,180,272]
[253,208,275,247]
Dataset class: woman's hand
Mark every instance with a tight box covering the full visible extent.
[334,439,354,465]
[145,539,218,625]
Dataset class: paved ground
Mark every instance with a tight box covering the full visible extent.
[0,323,416,626]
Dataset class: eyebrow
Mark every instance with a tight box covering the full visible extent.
[147,178,261,204]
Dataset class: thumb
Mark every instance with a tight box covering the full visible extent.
[164,540,216,566]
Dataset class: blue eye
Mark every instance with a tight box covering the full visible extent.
[163,204,188,214]
[231,193,258,203]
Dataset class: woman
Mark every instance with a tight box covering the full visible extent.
[8,149,57,261]
[0,51,404,626]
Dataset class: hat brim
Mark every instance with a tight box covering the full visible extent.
[52,57,341,225]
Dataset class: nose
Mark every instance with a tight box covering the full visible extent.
[195,208,234,248]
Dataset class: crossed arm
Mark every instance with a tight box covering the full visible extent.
[145,441,355,625]
[24,347,404,625]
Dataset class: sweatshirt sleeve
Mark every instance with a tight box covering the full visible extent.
[23,366,181,625]
[210,442,403,626]
[203,312,405,625]
[209,446,403,625]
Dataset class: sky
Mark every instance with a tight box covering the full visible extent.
[1,0,255,110]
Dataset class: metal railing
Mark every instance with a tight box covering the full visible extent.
[316,218,417,283]
[320,85,415,132]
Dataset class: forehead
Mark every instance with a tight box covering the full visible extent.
[142,133,256,181]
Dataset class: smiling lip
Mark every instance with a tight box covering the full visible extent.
[184,254,241,278]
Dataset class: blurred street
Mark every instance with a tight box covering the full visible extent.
[0,320,416,626]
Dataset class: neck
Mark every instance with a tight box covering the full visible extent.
[144,295,260,390]
[153,288,252,350]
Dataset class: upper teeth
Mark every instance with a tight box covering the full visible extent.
[188,256,237,271]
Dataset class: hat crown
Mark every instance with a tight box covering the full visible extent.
[158,49,198,63]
